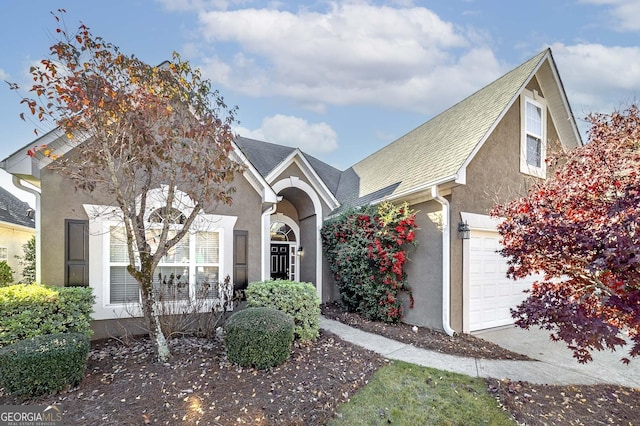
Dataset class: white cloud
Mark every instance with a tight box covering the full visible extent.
[235,114,338,154]
[550,42,640,119]
[195,3,502,116]
[579,0,640,31]
[0,68,8,80]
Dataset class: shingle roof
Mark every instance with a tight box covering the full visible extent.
[0,186,35,228]
[235,137,296,178]
[235,136,343,195]
[339,49,550,207]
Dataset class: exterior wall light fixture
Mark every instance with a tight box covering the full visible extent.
[458,221,470,240]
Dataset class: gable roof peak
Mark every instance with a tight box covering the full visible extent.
[335,48,575,210]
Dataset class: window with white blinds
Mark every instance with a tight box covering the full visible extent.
[525,101,543,168]
[520,91,547,178]
[109,226,221,304]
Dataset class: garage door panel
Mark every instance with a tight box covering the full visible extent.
[468,230,537,332]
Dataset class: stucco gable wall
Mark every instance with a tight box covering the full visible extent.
[447,80,563,331]
[40,166,264,287]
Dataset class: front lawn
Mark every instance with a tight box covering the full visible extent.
[332,361,514,425]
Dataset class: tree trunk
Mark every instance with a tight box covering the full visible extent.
[140,274,172,362]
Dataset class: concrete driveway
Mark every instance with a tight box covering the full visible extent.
[475,326,640,388]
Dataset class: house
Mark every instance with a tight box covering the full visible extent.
[0,185,35,283]
[1,48,581,337]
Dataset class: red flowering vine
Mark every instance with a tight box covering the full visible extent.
[321,202,418,323]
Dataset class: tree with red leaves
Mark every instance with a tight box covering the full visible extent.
[493,105,640,364]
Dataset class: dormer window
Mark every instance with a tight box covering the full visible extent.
[520,90,547,178]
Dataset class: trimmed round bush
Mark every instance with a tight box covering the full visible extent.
[0,332,90,398]
[246,280,320,341]
[224,307,294,370]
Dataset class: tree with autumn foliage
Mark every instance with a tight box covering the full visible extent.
[492,105,640,364]
[10,11,245,362]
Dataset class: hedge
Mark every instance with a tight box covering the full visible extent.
[0,284,94,348]
[0,332,90,398]
[246,280,320,341]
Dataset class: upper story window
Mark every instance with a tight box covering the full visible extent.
[520,89,547,178]
[0,247,7,261]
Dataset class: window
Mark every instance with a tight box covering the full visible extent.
[520,90,547,178]
[0,247,7,261]
[108,226,221,304]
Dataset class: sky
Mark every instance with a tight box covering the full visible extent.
[1,0,639,207]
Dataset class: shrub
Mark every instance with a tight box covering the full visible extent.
[0,332,90,398]
[0,261,14,287]
[246,280,320,341]
[321,202,418,323]
[0,284,94,348]
[16,236,36,284]
[224,307,294,369]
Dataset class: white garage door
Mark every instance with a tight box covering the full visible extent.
[468,230,537,332]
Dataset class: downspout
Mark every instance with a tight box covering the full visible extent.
[261,204,277,280]
[12,176,41,284]
[431,185,455,336]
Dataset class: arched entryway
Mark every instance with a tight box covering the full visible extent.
[263,176,324,301]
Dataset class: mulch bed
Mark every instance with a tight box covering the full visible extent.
[487,379,640,425]
[0,332,383,425]
[1,305,639,425]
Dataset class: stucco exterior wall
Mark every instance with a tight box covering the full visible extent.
[0,222,35,283]
[40,168,97,286]
[40,166,265,286]
[448,82,562,331]
[401,199,445,329]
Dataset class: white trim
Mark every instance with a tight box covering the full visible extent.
[82,201,237,321]
[266,149,340,211]
[459,211,501,333]
[231,141,279,204]
[261,205,277,280]
[269,213,301,281]
[431,186,454,336]
[460,212,502,232]
[11,176,41,282]
[271,176,324,301]
[370,174,459,206]
[520,90,547,178]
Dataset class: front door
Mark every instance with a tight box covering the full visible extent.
[270,243,290,280]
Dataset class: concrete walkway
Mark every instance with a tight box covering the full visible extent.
[320,317,640,387]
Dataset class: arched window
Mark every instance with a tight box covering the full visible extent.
[148,207,186,224]
[270,221,296,242]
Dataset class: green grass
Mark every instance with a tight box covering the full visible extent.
[331,361,515,426]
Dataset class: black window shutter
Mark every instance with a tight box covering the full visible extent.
[65,219,89,287]
[233,230,248,291]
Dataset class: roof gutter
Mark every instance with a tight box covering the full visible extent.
[431,185,455,336]
[384,174,458,204]
[261,204,278,280]
[12,176,41,284]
